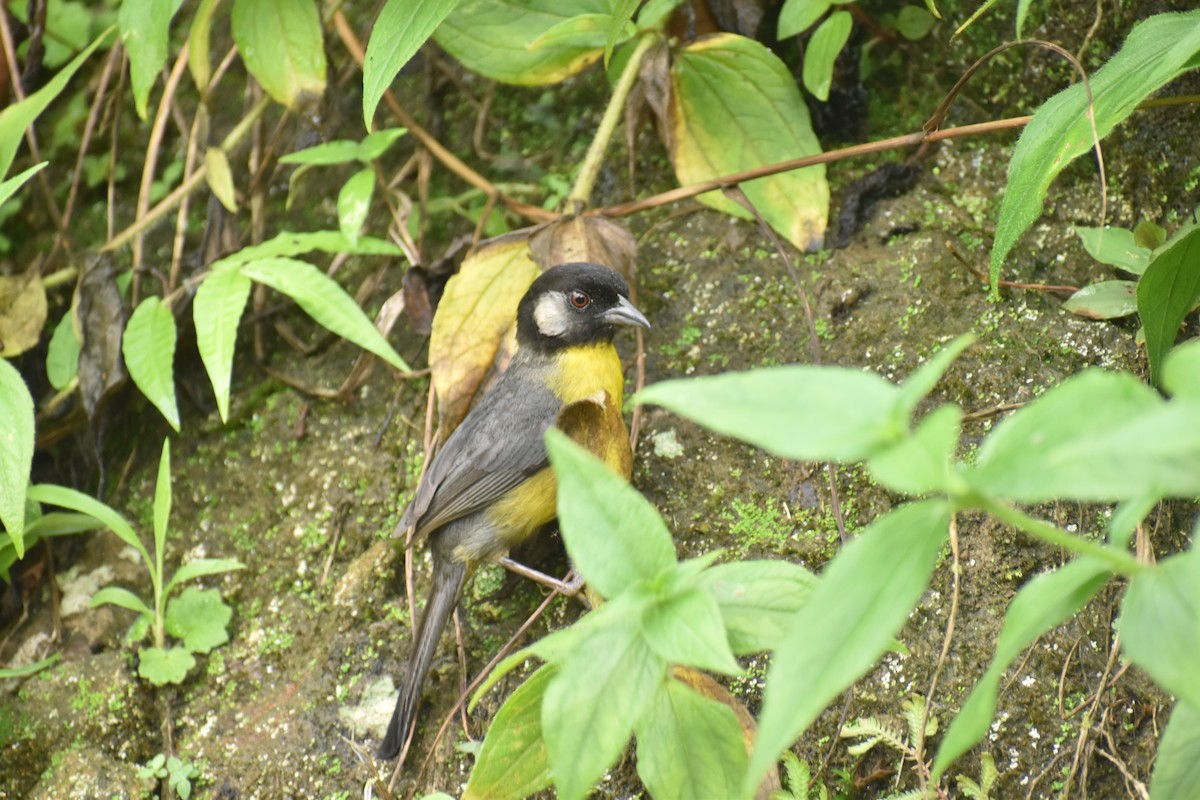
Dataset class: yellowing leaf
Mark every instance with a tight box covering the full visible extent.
[670,34,828,252]
[0,270,47,357]
[429,235,540,434]
[204,148,238,212]
[231,0,326,111]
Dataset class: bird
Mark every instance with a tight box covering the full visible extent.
[379,261,650,759]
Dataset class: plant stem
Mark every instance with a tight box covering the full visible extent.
[972,493,1144,576]
[568,34,659,206]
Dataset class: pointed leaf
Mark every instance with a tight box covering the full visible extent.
[547,430,675,600]
[1151,701,1200,800]
[778,0,831,38]
[90,586,153,618]
[153,440,172,557]
[26,484,146,564]
[0,162,47,209]
[747,500,950,794]
[194,265,252,422]
[231,0,326,110]
[0,358,34,546]
[642,586,742,675]
[188,0,220,91]
[238,257,409,370]
[123,297,181,431]
[639,366,900,462]
[337,168,375,245]
[1163,339,1200,400]
[211,231,403,268]
[119,0,179,119]
[363,0,462,125]
[204,148,238,212]
[1074,225,1151,274]
[46,310,81,390]
[1138,227,1200,386]
[698,560,816,654]
[802,11,852,101]
[463,664,556,800]
[1063,280,1139,320]
[867,404,961,495]
[671,34,828,251]
[165,558,245,596]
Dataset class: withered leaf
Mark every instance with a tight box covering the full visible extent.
[76,254,128,419]
[429,233,540,436]
[556,390,632,480]
[0,269,47,357]
[529,216,637,285]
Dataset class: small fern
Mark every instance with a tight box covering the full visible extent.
[956,753,999,799]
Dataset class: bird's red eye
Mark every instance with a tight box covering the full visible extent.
[569,290,591,309]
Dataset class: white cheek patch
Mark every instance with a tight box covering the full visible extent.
[533,293,573,337]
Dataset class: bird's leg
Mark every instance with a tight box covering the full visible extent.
[495,557,586,599]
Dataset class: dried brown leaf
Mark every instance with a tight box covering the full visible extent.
[529,217,637,285]
[429,233,539,435]
[76,254,128,419]
[556,390,632,480]
[0,269,47,357]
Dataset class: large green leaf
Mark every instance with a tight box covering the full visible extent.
[1151,702,1200,800]
[639,366,900,462]
[967,370,1200,501]
[363,0,461,126]
[119,0,179,119]
[463,665,556,800]
[0,27,112,182]
[670,33,828,251]
[697,560,816,654]
[435,0,615,86]
[635,677,747,800]
[122,297,180,431]
[231,0,326,110]
[932,557,1111,778]
[238,257,409,371]
[1138,227,1200,386]
[546,430,675,600]
[1118,546,1200,710]
[641,587,742,676]
[0,359,35,548]
[542,617,665,800]
[193,265,252,423]
[746,500,950,794]
[991,11,1200,291]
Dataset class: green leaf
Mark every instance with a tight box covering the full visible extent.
[0,358,35,546]
[204,148,238,213]
[0,162,48,210]
[894,5,935,39]
[670,34,828,251]
[463,665,555,800]
[0,653,60,679]
[746,500,950,794]
[1162,339,1200,400]
[642,586,742,676]
[542,617,666,800]
[123,298,181,431]
[894,333,976,420]
[991,11,1200,293]
[231,0,327,110]
[1138,227,1200,386]
[546,429,676,600]
[802,11,852,101]
[0,26,112,182]
[165,586,233,654]
[967,370,1200,501]
[363,0,461,126]
[211,231,403,268]
[778,0,831,38]
[165,558,245,597]
[527,14,632,53]
[1074,225,1151,274]
[635,677,747,800]
[436,0,613,86]
[237,257,410,371]
[1062,280,1139,320]
[1151,702,1200,800]
[337,168,375,246]
[46,310,81,390]
[90,586,154,618]
[867,404,961,495]
[21,512,106,539]
[188,0,220,91]
[27,484,147,564]
[138,645,196,685]
[1135,219,1168,250]
[119,0,179,119]
[1014,0,1033,36]
[193,265,252,423]
[932,557,1111,779]
[153,440,172,560]
[1118,547,1200,710]
[605,0,639,65]
[357,128,409,161]
[639,366,900,462]
[697,560,816,654]
[279,140,362,167]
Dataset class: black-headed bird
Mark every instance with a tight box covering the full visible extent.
[380,261,650,759]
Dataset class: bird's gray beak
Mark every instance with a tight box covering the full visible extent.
[604,295,651,329]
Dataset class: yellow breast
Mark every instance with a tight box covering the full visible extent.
[546,343,625,406]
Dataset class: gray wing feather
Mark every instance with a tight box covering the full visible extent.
[400,363,560,541]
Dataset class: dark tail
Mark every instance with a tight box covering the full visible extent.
[379,551,469,759]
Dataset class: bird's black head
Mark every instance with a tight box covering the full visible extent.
[516,262,650,353]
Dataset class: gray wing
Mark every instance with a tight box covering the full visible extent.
[400,366,561,541]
